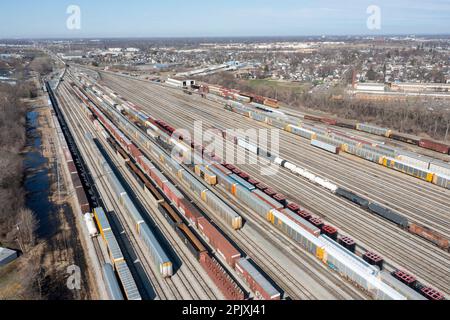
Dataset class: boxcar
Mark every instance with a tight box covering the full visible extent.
[235,258,281,300]
[197,217,241,268]
[102,263,125,300]
[367,202,409,228]
[139,224,173,278]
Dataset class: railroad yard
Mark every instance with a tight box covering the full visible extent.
[43,63,449,301]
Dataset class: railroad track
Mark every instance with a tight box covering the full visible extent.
[215,186,369,300]
[81,79,370,300]
[132,78,450,234]
[106,73,450,232]
[59,80,220,300]
[105,76,450,232]
[99,143,220,301]
[97,73,450,296]
[58,84,174,299]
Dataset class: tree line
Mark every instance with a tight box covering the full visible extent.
[0,53,51,299]
[0,82,38,253]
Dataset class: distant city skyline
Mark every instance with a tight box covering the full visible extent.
[1,0,450,39]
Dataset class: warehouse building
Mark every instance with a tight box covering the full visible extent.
[0,247,18,267]
[355,83,386,92]
[166,77,196,88]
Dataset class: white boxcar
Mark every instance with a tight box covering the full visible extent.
[396,154,431,170]
[237,138,258,155]
[269,209,324,255]
[429,161,450,177]
[311,139,340,154]
[356,123,392,137]
[320,235,406,300]
[288,125,316,140]
[433,173,450,189]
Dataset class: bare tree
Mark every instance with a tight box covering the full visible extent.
[15,208,39,253]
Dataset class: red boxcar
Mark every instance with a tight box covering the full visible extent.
[129,144,141,159]
[304,115,322,122]
[148,167,167,190]
[178,198,202,227]
[321,118,337,125]
[162,182,183,207]
[197,217,241,268]
[75,187,90,213]
[236,258,281,300]
[200,255,245,300]
[419,139,450,154]
[67,161,78,174]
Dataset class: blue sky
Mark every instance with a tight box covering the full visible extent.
[1,0,450,38]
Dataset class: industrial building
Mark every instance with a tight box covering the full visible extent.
[166,77,196,88]
[355,83,386,92]
[0,247,18,267]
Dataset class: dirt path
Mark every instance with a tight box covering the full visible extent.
[34,97,99,300]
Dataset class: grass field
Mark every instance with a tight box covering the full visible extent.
[0,259,23,299]
[244,79,309,95]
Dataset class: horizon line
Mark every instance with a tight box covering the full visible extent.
[1,33,450,41]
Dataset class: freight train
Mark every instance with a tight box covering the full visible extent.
[144,101,445,299]
[87,135,174,278]
[93,207,142,300]
[106,135,247,300]
[69,73,445,300]
[306,114,450,155]
[334,187,449,250]
[223,101,450,191]
[197,81,449,154]
[69,78,280,300]
[215,112,450,253]
[195,83,280,108]
[47,82,142,301]
[47,82,91,213]
[115,104,409,300]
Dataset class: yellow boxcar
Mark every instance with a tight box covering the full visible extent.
[383,157,434,182]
